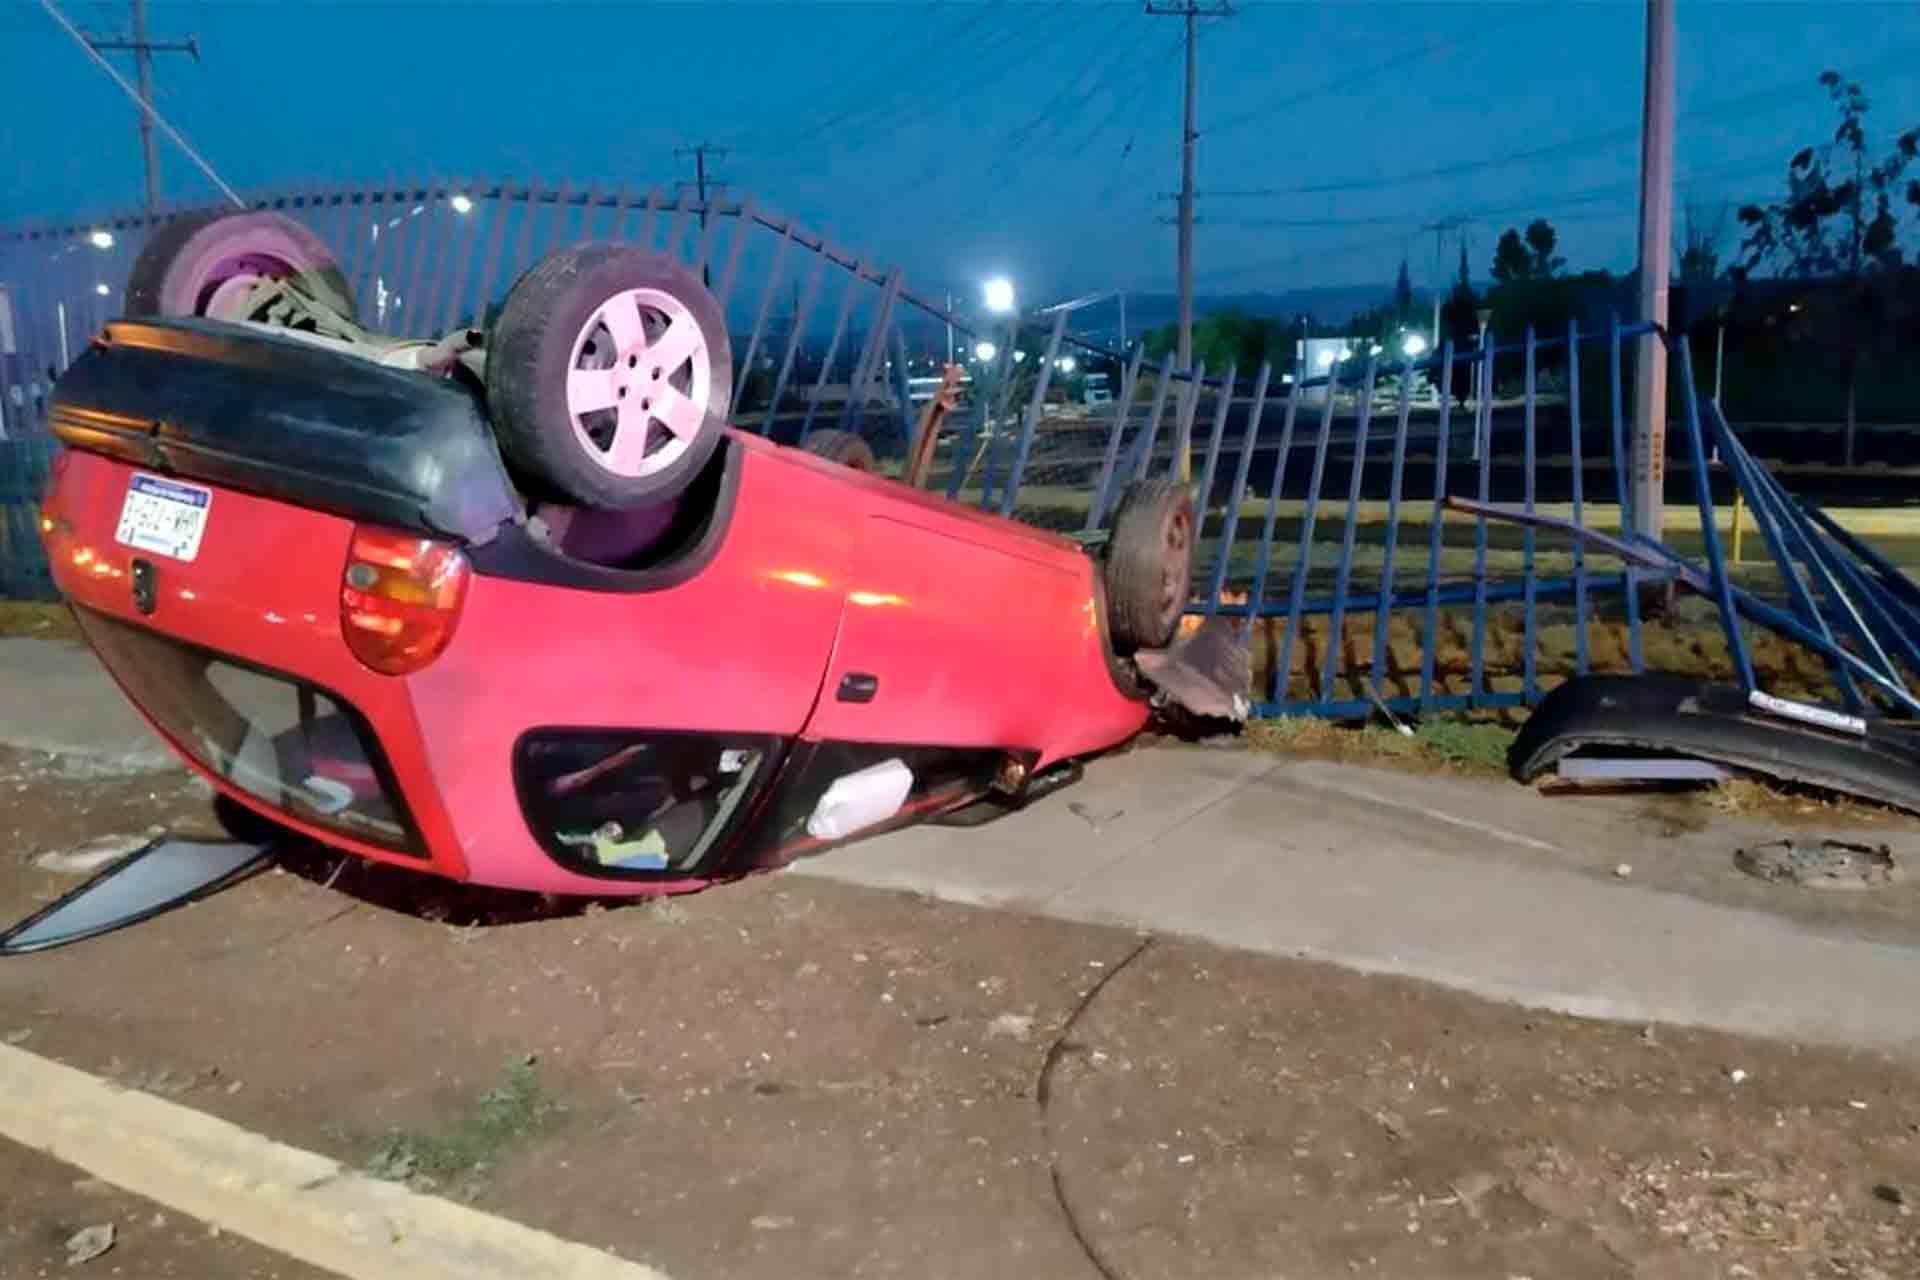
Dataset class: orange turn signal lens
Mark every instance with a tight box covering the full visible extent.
[340,526,469,675]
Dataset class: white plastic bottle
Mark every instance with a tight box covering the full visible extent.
[806,758,915,840]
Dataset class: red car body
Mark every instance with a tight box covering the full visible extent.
[40,319,1149,896]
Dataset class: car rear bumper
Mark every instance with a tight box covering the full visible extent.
[41,450,734,896]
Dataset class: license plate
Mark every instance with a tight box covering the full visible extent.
[114,473,212,562]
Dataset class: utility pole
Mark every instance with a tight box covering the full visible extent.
[1631,0,1675,541]
[83,0,198,217]
[1147,0,1233,372]
[674,141,731,286]
[1420,216,1469,346]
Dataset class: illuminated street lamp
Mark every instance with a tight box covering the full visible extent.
[982,277,1016,314]
[1056,356,1076,373]
[974,340,997,362]
[87,230,114,250]
[1401,332,1428,358]
[450,194,475,215]
[94,283,110,297]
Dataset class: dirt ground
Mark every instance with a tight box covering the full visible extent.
[2,746,1919,1280]
[0,1138,334,1279]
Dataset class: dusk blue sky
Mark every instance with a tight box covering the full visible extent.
[5,1,1920,306]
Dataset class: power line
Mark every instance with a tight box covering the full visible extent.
[77,0,199,214]
[1206,45,1920,201]
[36,0,240,210]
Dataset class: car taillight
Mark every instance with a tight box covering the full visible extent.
[340,527,469,676]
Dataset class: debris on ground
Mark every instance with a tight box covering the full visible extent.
[34,833,154,876]
[987,1013,1035,1041]
[1734,838,1899,890]
[63,1223,114,1266]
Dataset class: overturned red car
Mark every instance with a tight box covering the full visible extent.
[38,212,1217,897]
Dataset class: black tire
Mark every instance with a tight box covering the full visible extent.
[1104,477,1195,655]
[126,210,355,322]
[801,429,876,471]
[486,244,732,510]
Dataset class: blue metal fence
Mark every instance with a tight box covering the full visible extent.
[5,180,1916,727]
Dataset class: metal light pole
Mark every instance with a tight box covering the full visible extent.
[1630,0,1676,541]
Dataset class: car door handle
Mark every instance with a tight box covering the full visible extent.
[836,673,879,704]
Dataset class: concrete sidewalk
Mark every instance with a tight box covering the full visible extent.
[10,635,1920,1051]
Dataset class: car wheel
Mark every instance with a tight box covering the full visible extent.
[801,429,876,472]
[487,244,732,510]
[126,210,356,322]
[1104,477,1195,655]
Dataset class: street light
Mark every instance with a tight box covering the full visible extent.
[93,283,110,297]
[450,194,474,215]
[88,230,114,250]
[974,340,997,362]
[982,277,1015,314]
[1401,333,1428,358]
[1056,356,1076,373]
[1013,350,1027,363]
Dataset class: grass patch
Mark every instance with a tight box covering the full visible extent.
[0,601,80,644]
[1247,714,1517,778]
[363,1054,563,1200]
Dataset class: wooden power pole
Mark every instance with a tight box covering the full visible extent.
[1147,0,1233,372]
[84,0,198,216]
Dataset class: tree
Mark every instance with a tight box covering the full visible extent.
[1393,258,1414,313]
[1676,198,1728,284]
[1491,228,1532,284]
[1523,219,1564,278]
[1737,71,1920,461]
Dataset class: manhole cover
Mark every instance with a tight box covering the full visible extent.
[1734,838,1899,891]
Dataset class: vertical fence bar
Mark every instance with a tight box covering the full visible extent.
[1753,462,1908,689]
[1469,341,1494,703]
[1195,363,1236,522]
[1420,340,1457,707]
[421,183,463,336]
[799,262,863,439]
[321,184,355,264]
[1521,325,1538,701]
[435,178,482,334]
[999,308,1069,517]
[713,194,756,309]
[765,252,828,438]
[634,189,661,249]
[397,184,436,338]
[1084,344,1147,531]
[734,224,794,406]
[1203,362,1268,617]
[841,270,900,433]
[1321,359,1379,704]
[508,177,544,284]
[1169,362,1207,484]
[1276,368,1343,707]
[692,192,725,281]
[665,187,693,264]
[1246,381,1303,704]
[980,314,1026,501]
[1567,318,1590,676]
[1126,361,1176,485]
[606,184,635,243]
[1371,358,1416,701]
[566,182,599,245]
[1608,315,1644,672]
[358,180,397,331]
[889,324,917,456]
[1678,339,1755,691]
[473,184,516,320]
[1710,413,1862,710]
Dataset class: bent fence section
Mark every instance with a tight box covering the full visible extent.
[3,180,1914,726]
